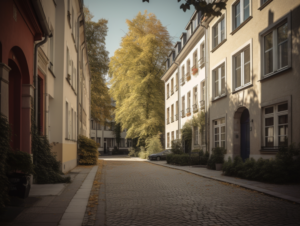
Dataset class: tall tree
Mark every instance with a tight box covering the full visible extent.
[109,11,172,144]
[84,7,112,124]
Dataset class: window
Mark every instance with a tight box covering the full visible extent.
[181,96,185,117]
[263,103,288,148]
[74,111,76,140]
[120,138,125,147]
[200,42,205,68]
[167,133,170,148]
[201,127,205,145]
[214,118,226,148]
[71,108,73,140]
[167,84,169,99]
[176,130,179,139]
[233,0,250,30]
[263,22,289,77]
[176,101,178,120]
[194,126,198,145]
[193,86,198,112]
[212,17,225,48]
[181,65,185,85]
[49,35,54,71]
[171,105,174,122]
[175,73,179,91]
[96,137,101,146]
[171,79,174,94]
[187,92,191,115]
[171,131,174,143]
[66,102,68,138]
[192,51,198,74]
[167,108,170,124]
[67,47,70,77]
[233,45,250,90]
[200,80,205,109]
[186,60,190,80]
[213,63,226,99]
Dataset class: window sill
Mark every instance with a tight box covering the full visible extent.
[258,0,273,11]
[230,16,253,36]
[65,138,77,142]
[212,94,227,102]
[259,66,291,82]
[211,39,227,53]
[66,77,77,96]
[232,84,253,94]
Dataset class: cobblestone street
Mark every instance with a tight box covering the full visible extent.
[100,158,300,226]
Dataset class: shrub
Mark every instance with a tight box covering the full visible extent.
[128,147,139,157]
[207,147,226,170]
[199,151,210,165]
[146,134,163,156]
[171,139,183,154]
[78,135,98,165]
[138,147,149,159]
[32,132,70,184]
[0,113,10,207]
[222,144,300,183]
[167,154,190,166]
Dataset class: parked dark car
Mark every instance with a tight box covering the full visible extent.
[148,149,172,161]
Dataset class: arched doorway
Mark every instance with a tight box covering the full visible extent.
[240,109,250,161]
[8,59,22,151]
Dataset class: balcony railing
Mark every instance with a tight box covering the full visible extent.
[200,100,205,110]
[186,72,191,81]
[186,108,191,116]
[200,57,205,68]
[181,110,185,118]
[175,114,179,121]
[193,104,198,113]
[180,77,185,86]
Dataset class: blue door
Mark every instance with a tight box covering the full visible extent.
[240,109,250,161]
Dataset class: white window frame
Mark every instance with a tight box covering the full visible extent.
[211,58,227,100]
[231,39,252,91]
[194,126,199,145]
[231,0,252,31]
[259,12,291,79]
[212,15,226,49]
[213,118,226,148]
[193,85,198,106]
[263,102,289,148]
[65,101,69,139]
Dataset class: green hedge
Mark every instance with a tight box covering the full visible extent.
[167,154,190,166]
[222,144,300,183]
[78,135,98,165]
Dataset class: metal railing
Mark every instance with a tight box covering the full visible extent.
[186,71,191,81]
[175,114,179,121]
[181,110,185,118]
[180,77,185,86]
[186,108,191,114]
[200,100,205,110]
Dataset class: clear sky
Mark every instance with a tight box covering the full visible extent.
[84,0,194,59]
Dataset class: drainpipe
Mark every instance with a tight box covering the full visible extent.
[77,12,82,161]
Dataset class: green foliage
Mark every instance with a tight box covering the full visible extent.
[146,134,163,155]
[181,120,192,152]
[78,135,98,165]
[6,151,34,175]
[84,7,112,125]
[167,154,190,166]
[171,139,183,154]
[222,144,300,183]
[0,113,10,207]
[32,125,70,184]
[207,147,226,170]
[192,111,205,133]
[128,147,140,157]
[143,0,226,17]
[109,11,173,144]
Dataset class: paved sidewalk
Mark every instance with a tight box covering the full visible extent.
[147,160,300,204]
[0,165,96,226]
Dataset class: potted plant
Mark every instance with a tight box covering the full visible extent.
[192,67,198,75]
[213,147,225,170]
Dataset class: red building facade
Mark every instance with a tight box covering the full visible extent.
[0,0,45,154]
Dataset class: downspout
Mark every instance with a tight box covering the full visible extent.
[77,12,82,161]
[205,25,210,154]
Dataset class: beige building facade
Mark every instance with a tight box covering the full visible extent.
[38,0,91,173]
[162,0,300,161]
